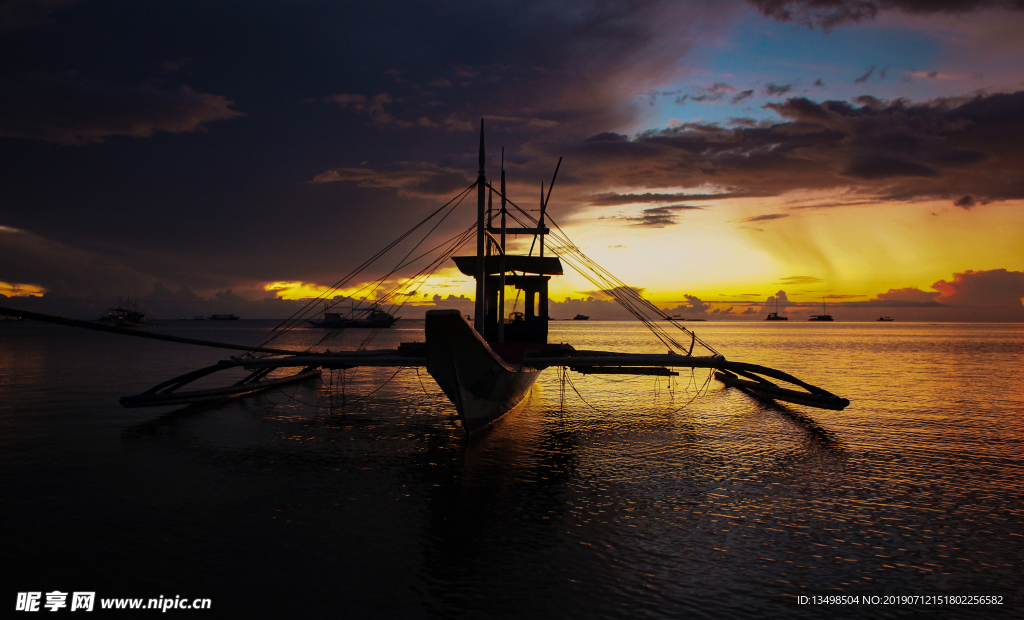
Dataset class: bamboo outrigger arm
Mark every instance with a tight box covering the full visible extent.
[118,348,848,411]
[2,306,847,412]
[0,306,305,355]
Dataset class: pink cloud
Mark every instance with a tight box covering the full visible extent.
[873,287,941,303]
[933,269,1024,309]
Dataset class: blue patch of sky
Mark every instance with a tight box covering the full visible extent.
[636,13,944,132]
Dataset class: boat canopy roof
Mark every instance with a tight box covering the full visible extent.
[452,255,563,276]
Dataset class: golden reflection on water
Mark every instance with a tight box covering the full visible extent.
[2,320,1022,618]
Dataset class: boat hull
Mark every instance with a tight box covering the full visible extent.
[426,309,541,433]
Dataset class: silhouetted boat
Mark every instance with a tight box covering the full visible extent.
[98,298,148,327]
[308,302,398,329]
[208,314,240,321]
[765,295,788,321]
[877,316,894,322]
[104,122,850,432]
[808,298,833,322]
[573,314,590,320]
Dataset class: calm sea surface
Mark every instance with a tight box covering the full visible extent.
[2,320,1022,618]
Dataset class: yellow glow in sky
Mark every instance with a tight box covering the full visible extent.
[265,269,477,303]
[549,195,1024,303]
[264,194,1024,310]
[264,281,336,300]
[0,281,47,297]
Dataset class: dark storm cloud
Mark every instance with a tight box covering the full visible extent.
[0,225,154,296]
[747,0,1024,29]
[0,0,77,30]
[311,164,474,198]
[954,195,977,208]
[587,191,748,206]
[0,72,242,144]
[617,205,704,227]
[565,91,1024,208]
[845,153,939,178]
[0,0,738,303]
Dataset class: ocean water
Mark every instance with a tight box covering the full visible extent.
[1,319,1021,618]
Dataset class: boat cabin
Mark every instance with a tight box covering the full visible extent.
[451,255,562,344]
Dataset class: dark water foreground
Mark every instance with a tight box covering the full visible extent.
[2,320,1021,618]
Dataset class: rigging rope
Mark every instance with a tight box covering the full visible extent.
[485,183,719,357]
[250,182,477,353]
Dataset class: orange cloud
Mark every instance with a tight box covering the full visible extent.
[0,281,46,296]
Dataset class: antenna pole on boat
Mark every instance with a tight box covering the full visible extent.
[539,182,545,258]
[539,157,561,261]
[474,118,486,336]
[498,148,506,343]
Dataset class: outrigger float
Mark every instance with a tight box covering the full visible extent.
[0,122,849,433]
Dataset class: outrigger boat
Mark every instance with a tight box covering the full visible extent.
[0,121,849,433]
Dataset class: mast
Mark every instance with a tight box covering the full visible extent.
[498,149,506,343]
[486,186,493,257]
[474,119,486,335]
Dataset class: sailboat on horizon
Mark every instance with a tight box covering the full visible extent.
[765,295,788,321]
[808,297,834,322]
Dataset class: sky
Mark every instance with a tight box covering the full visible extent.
[1,0,1023,321]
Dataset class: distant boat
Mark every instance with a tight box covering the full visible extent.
[308,302,398,329]
[808,297,833,322]
[208,314,240,320]
[98,298,148,327]
[572,314,590,320]
[765,295,788,321]
[877,316,894,322]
